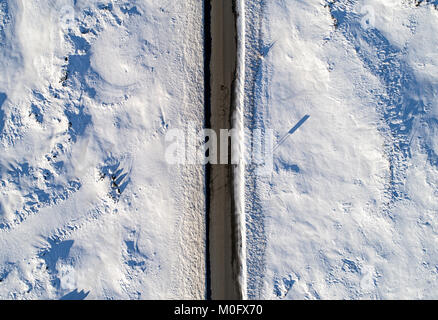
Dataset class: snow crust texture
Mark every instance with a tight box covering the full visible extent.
[243,0,438,299]
[0,0,206,299]
[1,0,438,301]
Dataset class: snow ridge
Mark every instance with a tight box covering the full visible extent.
[234,0,247,300]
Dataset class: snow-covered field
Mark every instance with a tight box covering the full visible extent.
[0,0,206,299]
[1,0,438,301]
[243,0,438,299]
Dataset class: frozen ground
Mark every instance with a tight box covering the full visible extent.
[243,0,438,299]
[2,0,438,301]
[0,0,206,299]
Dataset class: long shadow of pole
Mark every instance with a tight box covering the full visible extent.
[274,115,310,152]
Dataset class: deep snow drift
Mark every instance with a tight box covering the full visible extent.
[243,0,438,299]
[0,0,206,299]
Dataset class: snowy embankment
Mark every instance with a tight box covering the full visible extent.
[234,0,247,300]
[0,0,206,299]
[243,0,438,299]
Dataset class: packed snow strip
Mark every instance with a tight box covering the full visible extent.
[242,0,270,299]
[233,0,247,300]
[244,0,438,299]
[0,0,206,299]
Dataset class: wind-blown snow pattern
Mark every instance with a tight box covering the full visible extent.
[243,0,438,299]
[0,0,206,299]
[1,0,437,301]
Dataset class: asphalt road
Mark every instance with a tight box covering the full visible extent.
[209,0,242,300]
